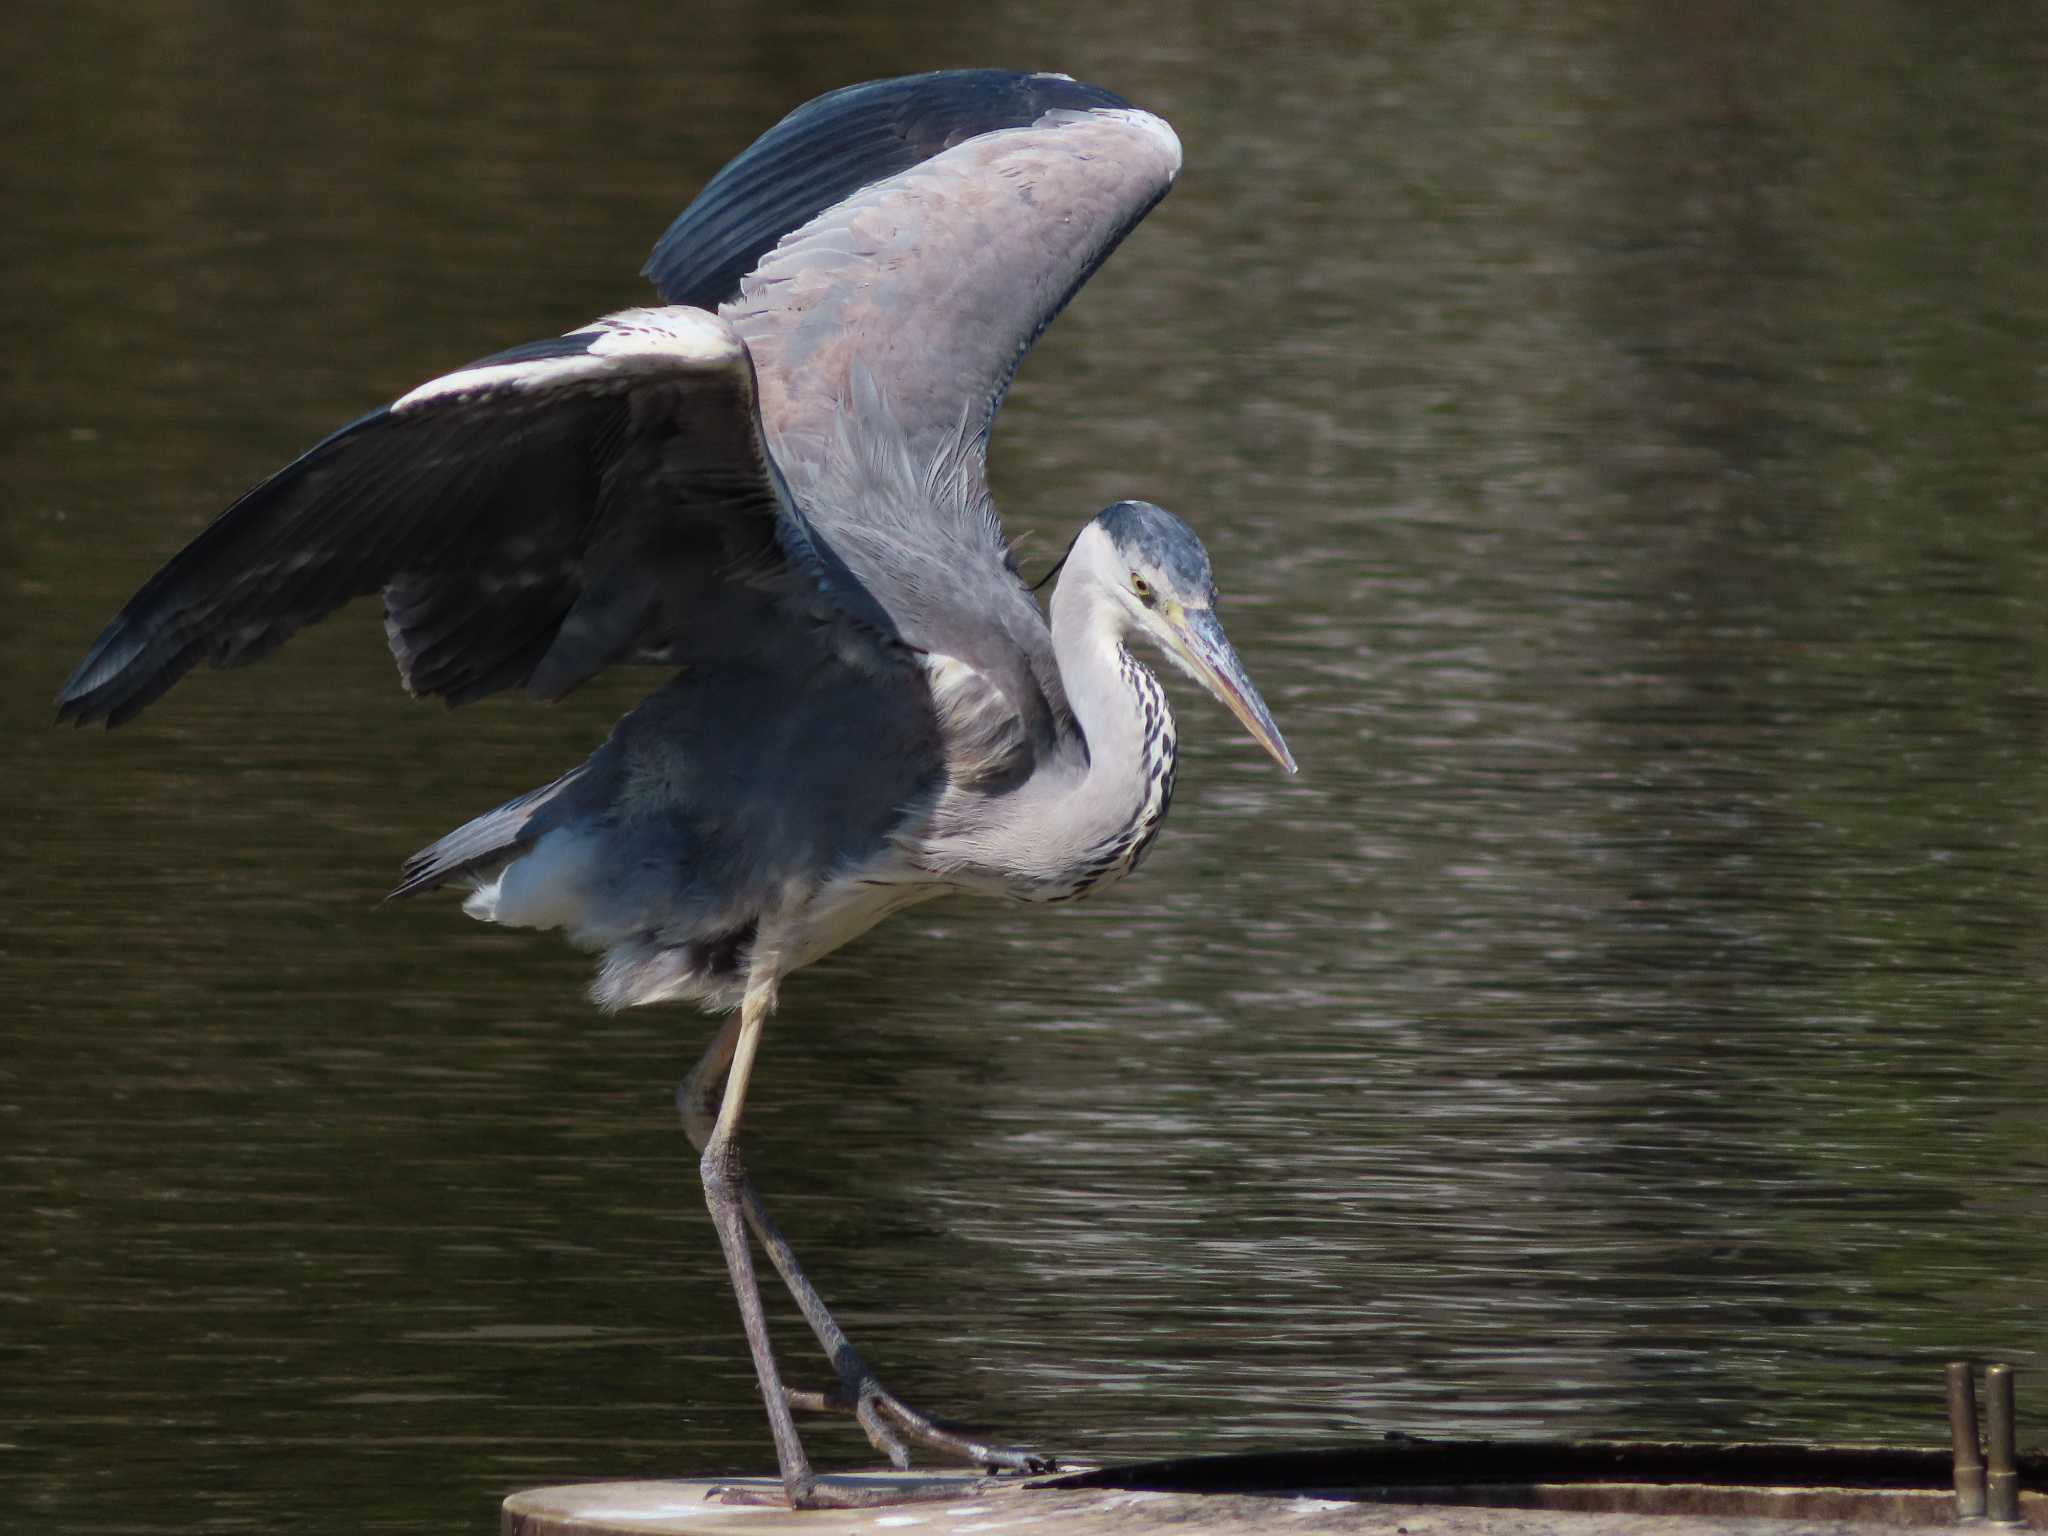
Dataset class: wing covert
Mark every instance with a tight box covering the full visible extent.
[710,81,1181,472]
[644,70,1135,312]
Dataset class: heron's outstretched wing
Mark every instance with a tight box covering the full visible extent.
[648,70,1181,757]
[56,308,896,728]
[646,71,1135,311]
[650,69,1180,477]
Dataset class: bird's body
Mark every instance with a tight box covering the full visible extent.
[414,497,1200,1011]
[59,70,1293,1507]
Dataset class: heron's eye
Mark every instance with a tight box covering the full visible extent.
[1130,572,1154,604]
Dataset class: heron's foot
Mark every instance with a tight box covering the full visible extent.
[787,1378,1057,1476]
[708,1472,1012,1510]
[704,1481,792,1507]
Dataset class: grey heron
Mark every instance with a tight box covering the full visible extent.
[57,69,1296,1508]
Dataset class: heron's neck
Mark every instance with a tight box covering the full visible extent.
[1039,572,1180,895]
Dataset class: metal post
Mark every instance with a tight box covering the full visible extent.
[1950,1360,1986,1520]
[1984,1363,2020,1525]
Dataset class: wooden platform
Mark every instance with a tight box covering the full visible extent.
[505,1366,2042,1531]
[502,1467,2037,1536]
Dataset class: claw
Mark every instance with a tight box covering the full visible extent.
[705,1481,800,1507]
[856,1394,915,1469]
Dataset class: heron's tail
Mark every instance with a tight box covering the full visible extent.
[388,765,593,902]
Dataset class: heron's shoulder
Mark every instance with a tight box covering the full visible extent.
[388,307,744,413]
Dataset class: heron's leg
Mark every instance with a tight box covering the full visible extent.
[697,976,1016,1510]
[680,1016,1053,1480]
[681,1018,916,1469]
[697,970,829,1507]
[754,1190,1055,1474]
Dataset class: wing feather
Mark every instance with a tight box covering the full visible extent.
[722,96,1180,476]
[645,70,1136,311]
[55,308,894,727]
[61,67,1182,797]
[644,72,1182,767]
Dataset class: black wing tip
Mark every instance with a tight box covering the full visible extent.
[53,671,97,727]
[55,677,166,730]
[54,633,146,728]
[54,696,105,728]
[50,400,431,733]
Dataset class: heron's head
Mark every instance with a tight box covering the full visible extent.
[1077,500,1296,775]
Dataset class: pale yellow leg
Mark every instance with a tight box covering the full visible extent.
[698,969,823,1505]
[685,964,1050,1506]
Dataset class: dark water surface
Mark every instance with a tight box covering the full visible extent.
[7,3,2047,1531]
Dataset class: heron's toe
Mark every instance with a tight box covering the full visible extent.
[855,1392,915,1469]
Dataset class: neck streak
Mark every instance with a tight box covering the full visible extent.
[1042,576,1181,901]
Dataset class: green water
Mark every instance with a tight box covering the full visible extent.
[6,3,2046,1530]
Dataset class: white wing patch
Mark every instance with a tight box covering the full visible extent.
[391,306,743,413]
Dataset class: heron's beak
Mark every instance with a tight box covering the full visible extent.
[1166,606,1297,775]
